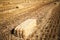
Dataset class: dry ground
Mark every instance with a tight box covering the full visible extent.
[0,0,60,40]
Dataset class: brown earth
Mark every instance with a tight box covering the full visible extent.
[0,0,60,40]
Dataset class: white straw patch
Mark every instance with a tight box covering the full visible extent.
[15,19,37,38]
